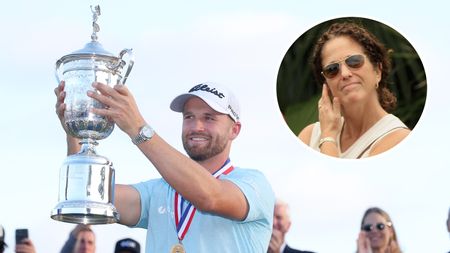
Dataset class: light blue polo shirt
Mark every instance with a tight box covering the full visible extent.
[132,167,275,253]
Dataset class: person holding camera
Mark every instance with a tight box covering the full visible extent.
[0,225,36,253]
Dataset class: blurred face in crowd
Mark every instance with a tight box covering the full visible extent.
[74,231,96,253]
[272,202,291,235]
[361,212,393,251]
[447,209,450,234]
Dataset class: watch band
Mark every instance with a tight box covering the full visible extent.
[132,124,155,145]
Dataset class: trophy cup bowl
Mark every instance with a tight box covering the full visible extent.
[51,5,134,224]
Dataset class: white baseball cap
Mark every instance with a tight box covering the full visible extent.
[170,82,240,122]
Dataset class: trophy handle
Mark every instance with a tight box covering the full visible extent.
[118,48,134,85]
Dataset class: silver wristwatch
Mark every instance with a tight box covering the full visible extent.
[132,124,155,145]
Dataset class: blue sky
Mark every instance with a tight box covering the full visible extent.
[0,1,449,252]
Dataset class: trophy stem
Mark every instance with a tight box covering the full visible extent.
[79,138,99,155]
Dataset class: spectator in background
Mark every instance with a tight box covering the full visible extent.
[115,238,140,253]
[60,224,96,253]
[357,207,402,253]
[15,238,37,253]
[0,225,6,253]
[268,200,316,253]
[447,206,450,253]
[0,225,36,253]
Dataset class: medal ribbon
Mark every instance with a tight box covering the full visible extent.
[174,158,234,241]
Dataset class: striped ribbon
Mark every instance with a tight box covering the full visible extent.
[174,159,234,241]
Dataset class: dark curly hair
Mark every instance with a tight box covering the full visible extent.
[312,22,397,111]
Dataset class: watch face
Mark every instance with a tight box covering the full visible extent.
[142,125,154,138]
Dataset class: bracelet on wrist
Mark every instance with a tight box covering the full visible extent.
[319,137,337,148]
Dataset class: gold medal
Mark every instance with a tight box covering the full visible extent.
[170,243,185,253]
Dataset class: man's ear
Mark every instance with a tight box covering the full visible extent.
[230,121,241,140]
[286,220,292,233]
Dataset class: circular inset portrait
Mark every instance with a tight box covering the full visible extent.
[277,17,427,159]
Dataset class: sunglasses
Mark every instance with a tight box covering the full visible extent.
[321,54,366,79]
[361,222,392,232]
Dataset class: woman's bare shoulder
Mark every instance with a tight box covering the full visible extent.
[369,128,411,156]
[298,123,316,145]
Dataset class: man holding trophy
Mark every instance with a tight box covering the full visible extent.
[54,81,275,252]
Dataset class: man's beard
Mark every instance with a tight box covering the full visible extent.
[183,132,228,161]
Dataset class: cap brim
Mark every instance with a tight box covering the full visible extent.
[170,93,229,115]
[170,93,194,112]
[115,248,137,253]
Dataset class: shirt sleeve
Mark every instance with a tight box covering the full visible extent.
[131,179,159,229]
[224,169,275,223]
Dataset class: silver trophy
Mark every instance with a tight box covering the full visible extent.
[51,5,134,224]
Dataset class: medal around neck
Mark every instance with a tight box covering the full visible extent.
[171,243,185,253]
[51,5,134,224]
[172,160,234,252]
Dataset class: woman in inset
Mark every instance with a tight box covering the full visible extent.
[298,22,410,158]
[357,207,402,253]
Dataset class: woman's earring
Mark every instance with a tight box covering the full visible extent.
[375,82,379,89]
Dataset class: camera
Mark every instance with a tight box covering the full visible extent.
[15,229,28,245]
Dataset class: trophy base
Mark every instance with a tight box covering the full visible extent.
[51,200,119,224]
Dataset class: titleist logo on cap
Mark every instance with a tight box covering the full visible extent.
[228,105,239,121]
[120,240,137,248]
[189,84,225,99]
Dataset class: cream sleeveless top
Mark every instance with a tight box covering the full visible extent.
[309,114,408,158]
